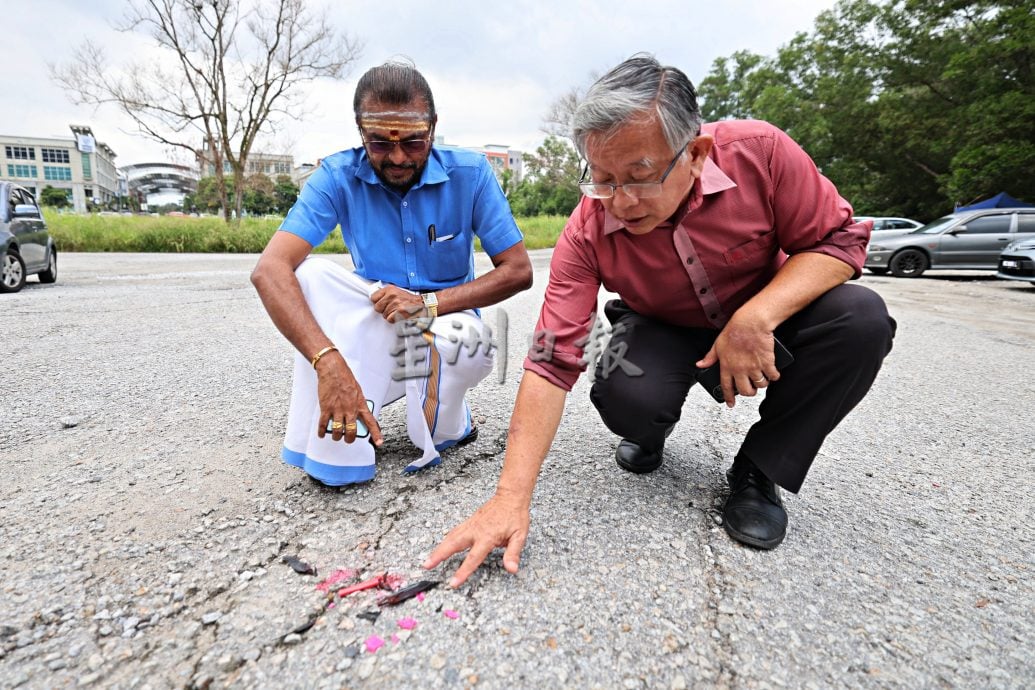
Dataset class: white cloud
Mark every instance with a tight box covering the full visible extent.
[1,0,839,166]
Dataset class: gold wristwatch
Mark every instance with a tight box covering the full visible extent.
[421,292,438,318]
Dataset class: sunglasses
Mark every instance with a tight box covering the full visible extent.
[362,137,432,155]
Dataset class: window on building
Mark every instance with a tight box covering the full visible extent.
[84,188,94,199]
[7,164,38,178]
[81,153,92,180]
[5,146,35,160]
[44,166,73,181]
[41,148,71,164]
[275,162,291,174]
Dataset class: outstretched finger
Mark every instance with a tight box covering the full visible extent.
[502,530,527,575]
[423,528,472,571]
[360,408,383,447]
[449,541,495,588]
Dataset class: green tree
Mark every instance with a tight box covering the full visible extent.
[242,174,276,216]
[508,136,582,216]
[273,174,299,214]
[194,177,225,214]
[697,0,1035,219]
[40,186,70,208]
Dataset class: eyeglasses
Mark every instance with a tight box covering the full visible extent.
[362,136,432,156]
[578,141,690,199]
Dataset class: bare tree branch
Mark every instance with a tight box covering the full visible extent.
[50,0,362,222]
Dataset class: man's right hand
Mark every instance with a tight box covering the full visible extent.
[423,491,530,588]
[315,354,383,446]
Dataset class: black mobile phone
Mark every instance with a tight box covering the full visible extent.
[695,338,794,403]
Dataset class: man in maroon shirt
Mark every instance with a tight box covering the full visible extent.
[425,54,896,586]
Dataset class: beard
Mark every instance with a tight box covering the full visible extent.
[374,159,424,192]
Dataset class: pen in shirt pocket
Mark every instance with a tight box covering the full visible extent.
[427,224,456,243]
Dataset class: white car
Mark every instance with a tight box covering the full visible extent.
[854,216,925,240]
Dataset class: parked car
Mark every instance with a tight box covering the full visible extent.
[1,182,58,293]
[997,238,1035,285]
[864,208,1035,277]
[854,215,925,235]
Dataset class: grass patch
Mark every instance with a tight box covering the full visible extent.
[45,210,565,253]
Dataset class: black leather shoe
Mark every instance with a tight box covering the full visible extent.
[723,458,787,549]
[615,440,664,474]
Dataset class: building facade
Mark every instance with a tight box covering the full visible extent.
[122,162,199,210]
[0,125,119,212]
[199,150,294,179]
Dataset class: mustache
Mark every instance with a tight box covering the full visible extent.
[382,161,417,171]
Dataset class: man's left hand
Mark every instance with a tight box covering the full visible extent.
[371,285,425,323]
[695,321,782,407]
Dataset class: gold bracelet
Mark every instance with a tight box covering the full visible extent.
[310,345,339,369]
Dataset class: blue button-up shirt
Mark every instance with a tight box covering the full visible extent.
[280,146,523,292]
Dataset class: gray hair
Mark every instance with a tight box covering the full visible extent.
[572,53,702,159]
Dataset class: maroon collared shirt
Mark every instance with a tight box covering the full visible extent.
[524,119,871,391]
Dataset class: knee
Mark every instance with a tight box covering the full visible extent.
[822,285,896,356]
[590,372,680,438]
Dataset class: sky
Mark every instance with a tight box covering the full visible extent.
[3,0,839,167]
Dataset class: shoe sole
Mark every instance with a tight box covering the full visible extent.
[615,455,662,474]
[722,520,786,550]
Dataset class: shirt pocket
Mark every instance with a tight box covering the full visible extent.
[426,233,472,282]
[723,231,777,266]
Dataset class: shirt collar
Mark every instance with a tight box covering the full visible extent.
[353,147,450,191]
[602,156,738,235]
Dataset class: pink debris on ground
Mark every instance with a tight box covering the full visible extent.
[416,592,426,602]
[316,568,356,593]
[337,573,387,598]
[391,634,401,644]
[397,617,418,630]
[327,602,336,610]
[381,573,406,590]
[365,635,385,653]
[443,609,459,620]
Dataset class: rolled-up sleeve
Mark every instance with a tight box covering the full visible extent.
[522,214,602,391]
[768,126,870,276]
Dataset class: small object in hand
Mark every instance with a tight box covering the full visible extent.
[282,555,317,576]
[377,580,440,607]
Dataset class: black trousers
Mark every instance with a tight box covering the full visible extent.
[589,284,896,493]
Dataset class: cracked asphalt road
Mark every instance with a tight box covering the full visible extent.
[1,252,1032,689]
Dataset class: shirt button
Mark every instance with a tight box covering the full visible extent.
[402,201,408,207]
[406,237,412,243]
[710,313,718,319]
[409,272,415,277]
[686,257,694,265]
[700,287,708,294]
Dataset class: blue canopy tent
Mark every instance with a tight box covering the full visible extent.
[955,192,1035,212]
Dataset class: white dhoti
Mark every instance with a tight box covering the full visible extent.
[281,257,495,485]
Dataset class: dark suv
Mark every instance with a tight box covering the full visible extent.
[1,182,57,293]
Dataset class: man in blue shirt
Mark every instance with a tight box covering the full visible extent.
[252,61,532,486]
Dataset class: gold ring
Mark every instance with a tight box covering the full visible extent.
[330,421,344,431]
[752,377,766,384]
[344,422,358,432]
